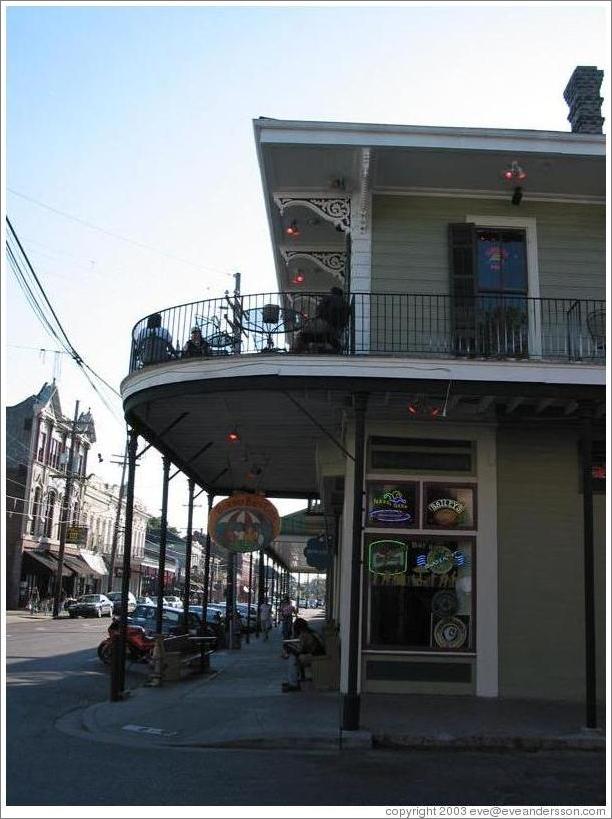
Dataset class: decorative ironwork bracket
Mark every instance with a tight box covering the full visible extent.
[274,196,351,233]
[281,249,346,282]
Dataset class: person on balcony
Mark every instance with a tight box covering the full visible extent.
[136,313,175,366]
[292,287,351,354]
[182,326,211,358]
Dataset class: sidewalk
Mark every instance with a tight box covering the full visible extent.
[6,608,70,620]
[57,617,606,753]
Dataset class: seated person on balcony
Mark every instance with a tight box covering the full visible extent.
[292,287,350,353]
[136,313,175,366]
[281,617,325,692]
[182,326,211,358]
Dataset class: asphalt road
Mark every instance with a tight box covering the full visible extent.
[5,616,606,808]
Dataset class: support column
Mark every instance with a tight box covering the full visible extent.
[226,552,236,648]
[341,392,367,731]
[183,478,195,632]
[201,493,215,635]
[581,403,597,729]
[111,427,138,702]
[256,549,265,636]
[156,456,171,635]
[246,552,253,643]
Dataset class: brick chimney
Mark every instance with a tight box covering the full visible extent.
[563,66,604,134]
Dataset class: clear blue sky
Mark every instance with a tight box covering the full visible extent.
[4,2,609,529]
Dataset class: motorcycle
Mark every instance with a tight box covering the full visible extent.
[97,619,157,665]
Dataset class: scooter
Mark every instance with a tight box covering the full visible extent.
[97,618,157,665]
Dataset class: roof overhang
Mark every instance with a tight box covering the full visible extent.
[254,118,606,290]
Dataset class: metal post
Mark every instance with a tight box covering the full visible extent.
[226,552,235,648]
[246,552,253,644]
[156,456,171,635]
[296,571,301,612]
[256,549,264,636]
[183,478,195,633]
[581,403,597,729]
[342,392,367,731]
[270,562,275,626]
[201,493,214,633]
[53,400,80,618]
[108,436,128,593]
[111,428,138,701]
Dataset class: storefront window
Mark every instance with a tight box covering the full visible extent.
[423,483,475,529]
[366,535,474,651]
[366,481,419,529]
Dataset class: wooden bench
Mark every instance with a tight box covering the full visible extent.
[308,629,340,690]
[150,634,216,684]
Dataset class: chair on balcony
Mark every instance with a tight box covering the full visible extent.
[586,309,606,356]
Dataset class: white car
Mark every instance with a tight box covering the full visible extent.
[149,595,183,608]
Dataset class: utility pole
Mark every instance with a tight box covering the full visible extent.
[107,439,128,593]
[53,400,80,618]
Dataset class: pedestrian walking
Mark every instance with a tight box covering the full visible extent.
[28,587,40,615]
[259,599,272,640]
[279,595,295,640]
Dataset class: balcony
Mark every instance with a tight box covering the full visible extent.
[128,292,605,375]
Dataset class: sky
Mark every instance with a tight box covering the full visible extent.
[3,1,609,532]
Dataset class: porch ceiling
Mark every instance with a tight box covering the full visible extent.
[123,361,604,501]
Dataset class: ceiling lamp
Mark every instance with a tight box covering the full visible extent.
[226,430,240,443]
[285,220,300,238]
[407,397,445,418]
[292,270,305,285]
[502,160,527,181]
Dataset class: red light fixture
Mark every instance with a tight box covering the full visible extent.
[292,270,305,285]
[226,430,240,443]
[502,161,527,182]
[285,220,300,238]
[407,403,418,416]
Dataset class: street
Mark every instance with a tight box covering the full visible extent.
[5,615,606,808]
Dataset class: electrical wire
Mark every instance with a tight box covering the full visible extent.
[6,217,124,421]
[8,188,233,278]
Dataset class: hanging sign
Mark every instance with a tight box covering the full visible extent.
[209,494,280,553]
[66,526,88,545]
[368,540,408,576]
[304,535,329,571]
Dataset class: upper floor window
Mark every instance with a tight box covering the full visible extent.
[30,486,42,535]
[49,438,62,471]
[476,229,527,295]
[44,491,57,539]
[38,432,47,463]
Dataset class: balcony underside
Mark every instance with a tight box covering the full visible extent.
[122,356,605,499]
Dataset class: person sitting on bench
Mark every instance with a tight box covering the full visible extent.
[292,287,350,353]
[282,618,325,692]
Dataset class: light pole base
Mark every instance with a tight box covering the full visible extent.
[341,692,361,731]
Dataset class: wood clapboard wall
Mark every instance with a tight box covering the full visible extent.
[496,427,606,702]
[371,195,605,301]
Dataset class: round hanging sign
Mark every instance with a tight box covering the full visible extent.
[208,494,280,553]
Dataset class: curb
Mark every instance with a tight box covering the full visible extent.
[373,734,606,752]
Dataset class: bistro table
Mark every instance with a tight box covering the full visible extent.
[241,305,304,352]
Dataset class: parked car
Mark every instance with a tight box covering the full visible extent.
[162,595,183,608]
[68,594,113,618]
[105,590,137,614]
[128,603,200,636]
[189,606,224,643]
[137,595,154,605]
[235,603,258,632]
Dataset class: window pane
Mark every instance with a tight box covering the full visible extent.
[366,536,474,650]
[423,484,475,529]
[476,231,502,290]
[501,231,527,291]
[366,482,419,528]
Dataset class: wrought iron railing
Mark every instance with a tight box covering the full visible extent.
[128,292,605,374]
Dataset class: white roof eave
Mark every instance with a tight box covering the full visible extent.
[253,117,605,157]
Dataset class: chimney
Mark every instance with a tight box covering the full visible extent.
[563,66,604,134]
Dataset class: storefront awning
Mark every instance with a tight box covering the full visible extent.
[62,554,96,576]
[79,550,108,576]
[23,550,71,577]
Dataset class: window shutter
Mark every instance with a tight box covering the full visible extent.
[448,223,476,354]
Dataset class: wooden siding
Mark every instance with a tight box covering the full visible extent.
[371,195,605,301]
[496,427,606,702]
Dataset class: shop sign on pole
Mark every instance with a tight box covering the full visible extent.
[208,494,280,553]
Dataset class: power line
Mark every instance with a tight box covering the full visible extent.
[8,188,233,279]
[6,217,124,422]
